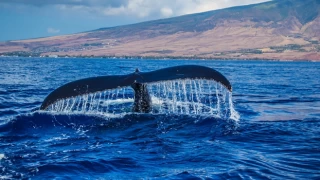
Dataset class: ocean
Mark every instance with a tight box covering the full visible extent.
[0,57,319,179]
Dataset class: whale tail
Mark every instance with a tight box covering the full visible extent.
[40,65,232,112]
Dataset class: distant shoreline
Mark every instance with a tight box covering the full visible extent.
[1,55,319,62]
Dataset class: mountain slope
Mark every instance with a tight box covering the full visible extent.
[1,0,320,60]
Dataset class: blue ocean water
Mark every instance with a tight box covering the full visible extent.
[0,57,319,179]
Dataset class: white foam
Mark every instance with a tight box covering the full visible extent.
[0,176,12,179]
[0,154,5,160]
[44,136,70,142]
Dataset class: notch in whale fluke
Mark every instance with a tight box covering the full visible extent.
[40,65,232,110]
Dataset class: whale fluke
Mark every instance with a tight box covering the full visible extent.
[40,65,232,111]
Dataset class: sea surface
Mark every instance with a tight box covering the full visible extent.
[0,57,319,179]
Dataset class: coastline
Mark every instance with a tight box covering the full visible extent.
[1,55,319,62]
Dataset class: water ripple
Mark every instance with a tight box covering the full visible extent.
[1,58,320,179]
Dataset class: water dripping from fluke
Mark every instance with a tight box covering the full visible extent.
[39,65,240,121]
[41,80,239,121]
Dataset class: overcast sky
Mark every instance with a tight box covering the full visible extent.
[0,0,270,41]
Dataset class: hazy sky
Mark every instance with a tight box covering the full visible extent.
[0,0,270,41]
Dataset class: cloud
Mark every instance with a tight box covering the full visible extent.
[0,0,127,7]
[161,7,173,17]
[47,27,60,34]
[1,0,271,19]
